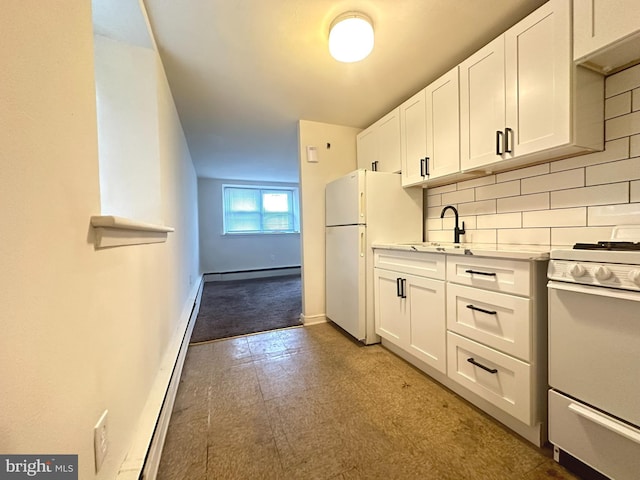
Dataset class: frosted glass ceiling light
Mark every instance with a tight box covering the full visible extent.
[329,12,374,63]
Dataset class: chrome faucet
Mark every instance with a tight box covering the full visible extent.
[440,206,465,244]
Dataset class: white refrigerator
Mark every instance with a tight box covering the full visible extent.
[325,169,423,344]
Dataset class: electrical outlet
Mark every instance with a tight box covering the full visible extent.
[94,410,109,473]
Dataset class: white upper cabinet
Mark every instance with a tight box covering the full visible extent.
[376,110,402,173]
[574,0,640,73]
[401,66,460,187]
[356,127,377,171]
[459,37,506,171]
[356,107,401,173]
[460,0,603,174]
[365,0,605,188]
[504,1,571,159]
[400,89,427,186]
[426,67,460,180]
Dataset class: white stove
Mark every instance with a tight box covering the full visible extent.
[547,226,640,480]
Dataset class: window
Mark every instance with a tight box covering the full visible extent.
[223,185,300,234]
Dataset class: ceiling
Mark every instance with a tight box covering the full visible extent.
[104,0,548,183]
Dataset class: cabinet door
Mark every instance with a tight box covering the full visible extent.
[406,274,446,374]
[376,108,401,173]
[426,66,460,179]
[374,268,407,344]
[356,126,377,170]
[400,89,427,187]
[460,36,506,171]
[505,0,570,158]
[574,0,640,62]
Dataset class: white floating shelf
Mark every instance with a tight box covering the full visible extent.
[90,215,174,248]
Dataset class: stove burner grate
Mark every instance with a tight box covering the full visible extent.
[573,241,640,251]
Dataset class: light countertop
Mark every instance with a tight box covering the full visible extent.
[372,242,553,261]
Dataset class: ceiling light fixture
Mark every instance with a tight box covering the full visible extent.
[328,12,374,63]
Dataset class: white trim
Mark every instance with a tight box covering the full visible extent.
[90,215,174,248]
[204,266,301,282]
[116,276,203,480]
[301,313,327,325]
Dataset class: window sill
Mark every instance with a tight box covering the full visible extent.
[90,216,174,248]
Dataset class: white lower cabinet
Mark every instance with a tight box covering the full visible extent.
[446,281,531,361]
[447,331,531,425]
[407,274,446,372]
[374,251,446,373]
[375,268,407,343]
[446,256,543,429]
[374,247,548,446]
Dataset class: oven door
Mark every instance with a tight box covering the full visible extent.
[548,280,640,427]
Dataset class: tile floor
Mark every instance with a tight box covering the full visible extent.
[157,323,579,480]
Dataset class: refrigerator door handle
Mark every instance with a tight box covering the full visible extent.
[360,231,365,257]
[359,191,365,219]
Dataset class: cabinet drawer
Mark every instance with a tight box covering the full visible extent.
[446,256,530,296]
[447,332,532,425]
[374,249,445,280]
[447,283,531,361]
[549,390,640,480]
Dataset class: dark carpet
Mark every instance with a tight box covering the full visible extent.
[190,274,302,343]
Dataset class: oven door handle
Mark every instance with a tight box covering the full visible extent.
[547,281,640,302]
[568,402,640,445]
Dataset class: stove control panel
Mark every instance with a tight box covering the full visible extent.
[548,260,640,291]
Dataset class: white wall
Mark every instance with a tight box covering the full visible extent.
[198,177,301,273]
[0,2,200,479]
[425,65,640,246]
[298,120,362,323]
[94,33,162,223]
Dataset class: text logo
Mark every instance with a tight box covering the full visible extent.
[0,455,77,480]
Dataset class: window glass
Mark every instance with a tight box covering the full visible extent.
[223,185,299,234]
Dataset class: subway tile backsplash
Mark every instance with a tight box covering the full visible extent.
[605,63,640,97]
[425,66,640,247]
[605,92,631,120]
[631,180,640,202]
